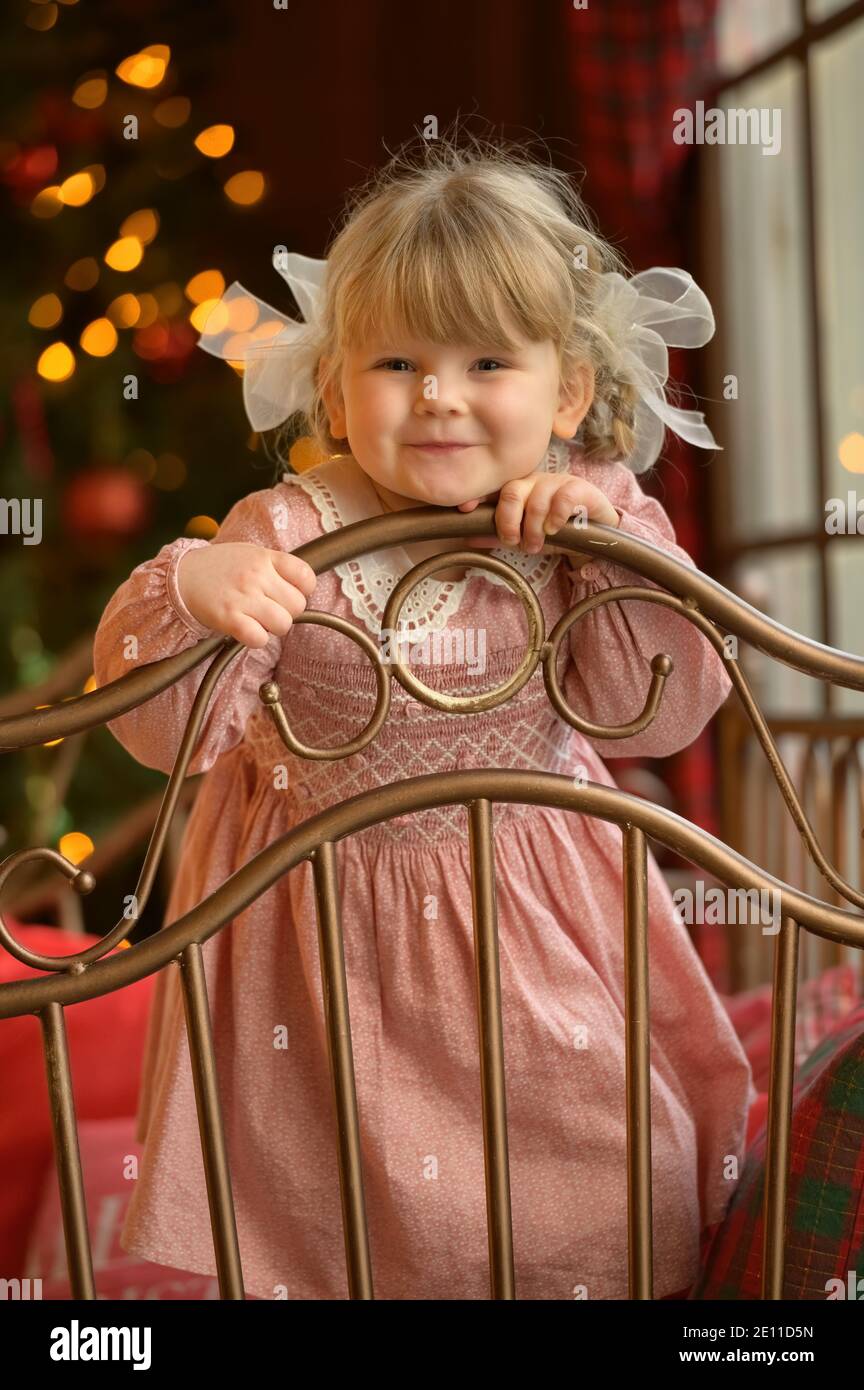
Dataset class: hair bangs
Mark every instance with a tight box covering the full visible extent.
[335,211,570,357]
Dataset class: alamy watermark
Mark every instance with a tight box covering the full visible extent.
[378,625,486,675]
[825,1271,864,1299]
[673,101,781,157]
[673,880,782,935]
[1,1276,42,1299]
[49,1319,151,1370]
[825,492,864,534]
[0,498,42,545]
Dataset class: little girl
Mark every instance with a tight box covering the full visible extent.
[93,138,755,1300]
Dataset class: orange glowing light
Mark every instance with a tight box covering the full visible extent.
[29,293,63,329]
[194,124,235,158]
[223,171,265,206]
[37,342,75,381]
[104,236,144,272]
[80,318,118,356]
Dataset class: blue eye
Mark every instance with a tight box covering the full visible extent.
[375,358,507,371]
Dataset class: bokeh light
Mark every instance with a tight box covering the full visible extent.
[104,236,144,271]
[119,208,159,245]
[73,75,108,109]
[80,317,118,356]
[106,293,142,328]
[58,170,95,206]
[223,171,265,205]
[65,257,100,290]
[185,269,225,304]
[153,96,191,127]
[115,45,171,89]
[194,124,235,158]
[28,293,63,328]
[37,342,76,381]
[838,432,864,474]
[59,832,94,865]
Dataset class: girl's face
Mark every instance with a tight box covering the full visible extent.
[320,325,594,511]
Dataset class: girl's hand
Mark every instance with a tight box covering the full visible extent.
[176,542,318,648]
[458,471,620,553]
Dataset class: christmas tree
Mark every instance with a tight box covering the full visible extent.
[0,6,310,937]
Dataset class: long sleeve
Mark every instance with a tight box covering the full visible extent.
[560,456,732,759]
[92,485,307,776]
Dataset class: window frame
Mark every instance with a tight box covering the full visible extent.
[699,0,864,713]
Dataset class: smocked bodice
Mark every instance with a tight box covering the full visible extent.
[241,597,580,847]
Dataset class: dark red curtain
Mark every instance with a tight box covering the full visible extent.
[207,0,723,829]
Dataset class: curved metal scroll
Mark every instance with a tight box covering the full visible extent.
[1,507,864,968]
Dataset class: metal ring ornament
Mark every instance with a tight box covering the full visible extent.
[380,551,546,714]
[259,611,390,759]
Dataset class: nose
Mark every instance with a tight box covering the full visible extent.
[412,369,470,413]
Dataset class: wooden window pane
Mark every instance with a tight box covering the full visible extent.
[828,541,864,713]
[716,0,800,79]
[808,0,858,21]
[812,15,864,504]
[719,60,815,542]
[733,548,823,714]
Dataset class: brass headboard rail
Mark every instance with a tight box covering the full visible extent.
[3,508,863,934]
[3,506,864,755]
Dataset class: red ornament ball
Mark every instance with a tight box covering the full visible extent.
[62,467,152,541]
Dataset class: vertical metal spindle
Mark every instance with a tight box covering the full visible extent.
[467,798,515,1300]
[179,944,245,1299]
[40,1001,96,1299]
[762,914,799,1300]
[312,840,374,1299]
[623,825,653,1299]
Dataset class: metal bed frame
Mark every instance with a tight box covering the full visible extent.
[2,503,863,1300]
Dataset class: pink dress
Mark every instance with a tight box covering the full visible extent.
[92,437,755,1300]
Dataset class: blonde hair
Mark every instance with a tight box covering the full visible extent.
[271,132,643,471]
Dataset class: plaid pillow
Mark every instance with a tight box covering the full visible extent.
[720,964,862,1093]
[690,1001,864,1299]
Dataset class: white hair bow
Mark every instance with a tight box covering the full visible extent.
[589,266,721,473]
[195,252,720,472]
[196,248,327,432]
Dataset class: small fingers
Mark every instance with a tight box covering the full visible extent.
[519,484,589,553]
[507,477,581,553]
[542,485,589,537]
[273,550,317,595]
[494,479,534,547]
[229,591,304,647]
[520,488,559,552]
[228,613,275,650]
[261,568,312,622]
[255,593,303,637]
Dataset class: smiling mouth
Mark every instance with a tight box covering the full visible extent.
[407,443,475,453]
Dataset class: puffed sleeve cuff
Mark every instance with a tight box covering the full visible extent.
[166,538,219,638]
[564,504,688,592]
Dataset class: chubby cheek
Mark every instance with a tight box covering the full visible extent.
[348,379,405,433]
[493,420,560,480]
[483,383,553,440]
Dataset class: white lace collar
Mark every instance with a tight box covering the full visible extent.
[280,438,573,639]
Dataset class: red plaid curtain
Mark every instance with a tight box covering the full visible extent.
[562,0,724,833]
